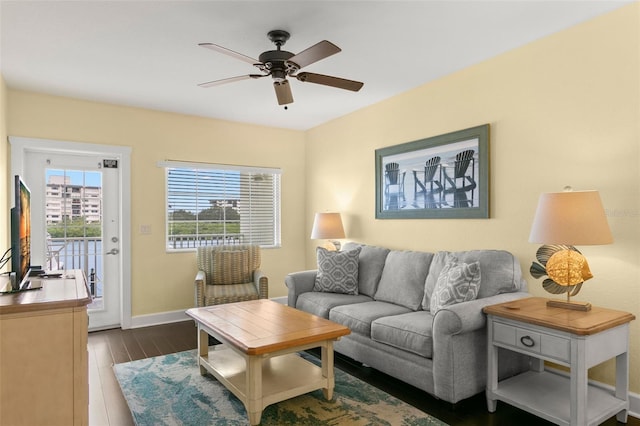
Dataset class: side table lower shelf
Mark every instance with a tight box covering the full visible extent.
[489,370,628,426]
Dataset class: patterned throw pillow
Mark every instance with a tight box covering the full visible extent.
[430,256,481,313]
[314,247,361,295]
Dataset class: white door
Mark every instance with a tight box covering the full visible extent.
[24,151,122,330]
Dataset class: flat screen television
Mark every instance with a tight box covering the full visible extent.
[5,176,33,292]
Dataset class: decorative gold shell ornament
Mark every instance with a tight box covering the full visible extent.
[530,245,591,296]
[546,250,592,286]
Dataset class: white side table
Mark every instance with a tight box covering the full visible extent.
[484,297,635,426]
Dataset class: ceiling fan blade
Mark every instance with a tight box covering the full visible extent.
[287,40,341,69]
[295,72,364,92]
[198,74,265,88]
[274,80,293,105]
[199,42,259,65]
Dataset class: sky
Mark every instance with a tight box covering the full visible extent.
[46,169,102,187]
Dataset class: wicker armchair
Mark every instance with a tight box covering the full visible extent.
[194,244,269,307]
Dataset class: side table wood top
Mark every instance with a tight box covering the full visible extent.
[483,297,635,335]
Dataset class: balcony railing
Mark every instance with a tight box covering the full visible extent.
[46,236,102,298]
[167,233,244,249]
[46,234,248,298]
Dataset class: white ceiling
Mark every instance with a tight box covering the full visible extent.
[0,1,633,131]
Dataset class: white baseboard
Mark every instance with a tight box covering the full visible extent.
[130,309,191,329]
[632,393,640,419]
[270,296,288,305]
[129,297,289,329]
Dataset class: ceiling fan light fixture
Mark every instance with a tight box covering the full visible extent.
[271,69,287,82]
[274,80,293,105]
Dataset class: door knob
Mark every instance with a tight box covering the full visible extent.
[106,248,120,255]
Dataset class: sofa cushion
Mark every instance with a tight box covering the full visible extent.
[330,301,411,336]
[371,311,434,358]
[343,242,391,297]
[423,250,524,310]
[374,250,434,311]
[314,246,361,295]
[430,256,481,313]
[296,292,373,319]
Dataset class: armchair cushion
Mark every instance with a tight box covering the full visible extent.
[203,282,259,305]
[194,244,268,307]
[211,249,249,285]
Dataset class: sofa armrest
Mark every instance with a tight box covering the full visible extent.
[285,270,318,307]
[194,270,206,307]
[433,291,531,335]
[254,268,269,299]
[431,291,531,403]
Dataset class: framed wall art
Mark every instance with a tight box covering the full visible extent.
[375,124,489,219]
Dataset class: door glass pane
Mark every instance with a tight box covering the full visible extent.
[45,169,103,309]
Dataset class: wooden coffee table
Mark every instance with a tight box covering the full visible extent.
[185,299,350,425]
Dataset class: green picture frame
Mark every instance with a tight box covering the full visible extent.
[375,124,489,219]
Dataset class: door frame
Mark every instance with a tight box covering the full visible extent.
[10,136,132,329]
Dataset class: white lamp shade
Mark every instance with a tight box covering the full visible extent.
[529,190,613,245]
[311,213,345,239]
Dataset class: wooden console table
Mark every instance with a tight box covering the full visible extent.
[484,297,635,426]
[0,271,91,426]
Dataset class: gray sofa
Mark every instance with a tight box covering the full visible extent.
[285,242,531,404]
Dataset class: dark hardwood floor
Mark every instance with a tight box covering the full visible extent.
[88,320,639,426]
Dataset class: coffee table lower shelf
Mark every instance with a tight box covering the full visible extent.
[198,345,329,422]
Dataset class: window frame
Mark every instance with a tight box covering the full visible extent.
[159,160,282,252]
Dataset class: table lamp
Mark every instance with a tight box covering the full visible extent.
[311,212,345,251]
[528,188,613,311]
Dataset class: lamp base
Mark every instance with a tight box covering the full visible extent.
[319,241,340,251]
[546,299,592,311]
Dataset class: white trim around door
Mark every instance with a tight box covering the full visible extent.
[10,136,132,329]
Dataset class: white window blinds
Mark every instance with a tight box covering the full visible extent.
[159,161,281,251]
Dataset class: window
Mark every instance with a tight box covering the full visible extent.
[159,161,281,251]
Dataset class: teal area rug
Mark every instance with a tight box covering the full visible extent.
[113,349,447,426]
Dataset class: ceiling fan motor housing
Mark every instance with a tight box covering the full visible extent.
[258,50,296,81]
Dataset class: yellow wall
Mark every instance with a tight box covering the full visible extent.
[306,3,639,392]
[6,92,307,313]
[2,3,639,394]
[0,75,7,262]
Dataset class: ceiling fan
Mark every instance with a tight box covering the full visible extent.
[198,30,364,106]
